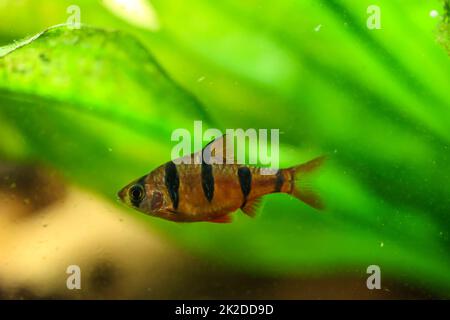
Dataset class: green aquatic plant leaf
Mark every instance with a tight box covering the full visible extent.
[437,0,450,54]
[0,25,212,192]
[0,11,449,298]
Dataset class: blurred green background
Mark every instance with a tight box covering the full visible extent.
[0,0,449,298]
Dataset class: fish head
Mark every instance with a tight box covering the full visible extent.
[117,171,172,218]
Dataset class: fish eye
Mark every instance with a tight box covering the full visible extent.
[129,184,145,203]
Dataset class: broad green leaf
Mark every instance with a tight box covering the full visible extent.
[0,25,212,192]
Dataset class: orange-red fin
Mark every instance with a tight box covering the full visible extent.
[208,214,232,223]
[171,134,236,165]
[241,197,263,217]
[202,134,236,164]
[291,188,324,210]
[291,155,327,210]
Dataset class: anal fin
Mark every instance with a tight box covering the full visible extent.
[241,197,262,217]
[208,214,232,223]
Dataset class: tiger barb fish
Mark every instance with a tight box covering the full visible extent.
[118,135,325,223]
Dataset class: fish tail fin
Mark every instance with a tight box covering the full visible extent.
[289,155,326,210]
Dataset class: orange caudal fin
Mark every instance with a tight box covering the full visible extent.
[290,155,326,210]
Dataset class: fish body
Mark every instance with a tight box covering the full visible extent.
[118,135,325,223]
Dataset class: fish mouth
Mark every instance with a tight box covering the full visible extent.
[117,187,127,202]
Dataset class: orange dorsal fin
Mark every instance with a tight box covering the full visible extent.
[241,197,263,217]
[208,214,232,223]
[171,134,236,165]
[202,134,236,165]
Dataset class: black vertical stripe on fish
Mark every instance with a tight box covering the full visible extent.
[137,175,147,187]
[164,161,180,210]
[274,169,284,192]
[201,162,214,202]
[238,166,252,208]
